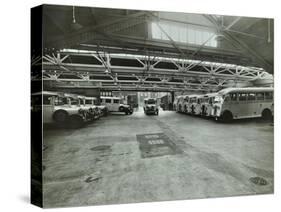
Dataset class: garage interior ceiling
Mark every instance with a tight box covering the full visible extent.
[35,4,274,92]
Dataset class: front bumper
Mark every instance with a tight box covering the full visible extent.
[145,107,158,113]
[78,109,91,121]
[127,107,133,113]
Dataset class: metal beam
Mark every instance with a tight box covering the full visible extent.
[78,31,249,66]
[148,13,215,30]
[189,34,217,58]
[38,50,273,93]
[224,17,241,30]
[104,33,242,55]
[154,22,186,57]
[43,80,214,92]
[104,17,145,34]
[225,29,266,40]
[203,14,273,72]
[79,42,252,67]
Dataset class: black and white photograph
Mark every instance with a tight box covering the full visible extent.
[30,2,274,209]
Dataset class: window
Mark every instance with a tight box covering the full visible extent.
[85,100,92,105]
[190,98,196,103]
[113,99,119,104]
[62,97,68,105]
[247,93,256,101]
[151,22,217,47]
[105,99,111,103]
[214,96,222,103]
[238,93,247,101]
[79,98,84,105]
[43,95,52,105]
[202,98,208,103]
[71,99,79,105]
[230,93,237,101]
[224,94,231,102]
[256,93,264,100]
[147,99,156,104]
[265,92,273,100]
[54,97,64,106]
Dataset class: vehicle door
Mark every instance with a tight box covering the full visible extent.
[42,95,54,123]
[207,97,215,116]
[195,98,201,114]
[256,92,265,115]
[246,92,258,117]
[235,92,248,118]
[104,98,113,111]
[112,99,120,112]
[263,92,273,114]
[222,93,238,117]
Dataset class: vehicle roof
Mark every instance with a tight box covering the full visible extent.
[203,93,218,98]
[177,95,187,99]
[85,97,97,100]
[77,95,86,98]
[175,95,184,99]
[188,94,200,98]
[144,98,157,100]
[64,93,78,98]
[196,94,206,99]
[100,96,122,99]
[218,87,273,95]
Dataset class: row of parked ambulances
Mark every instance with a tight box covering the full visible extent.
[31,91,133,128]
[173,87,273,122]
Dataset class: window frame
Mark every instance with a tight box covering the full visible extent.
[113,99,120,104]
[238,93,247,101]
[43,95,53,105]
[247,93,256,101]
[151,21,217,47]
[265,92,273,100]
[256,92,265,101]
[105,99,112,104]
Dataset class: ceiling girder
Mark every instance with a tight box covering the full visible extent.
[203,14,273,72]
[33,51,273,92]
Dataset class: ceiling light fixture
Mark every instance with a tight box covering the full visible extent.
[71,6,83,30]
[268,19,271,43]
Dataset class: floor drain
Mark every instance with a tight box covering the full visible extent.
[90,145,111,151]
[249,177,268,186]
[136,133,179,158]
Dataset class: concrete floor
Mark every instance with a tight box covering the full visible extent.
[42,108,274,208]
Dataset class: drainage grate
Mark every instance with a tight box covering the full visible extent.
[90,145,111,151]
[136,133,179,158]
[249,177,268,186]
